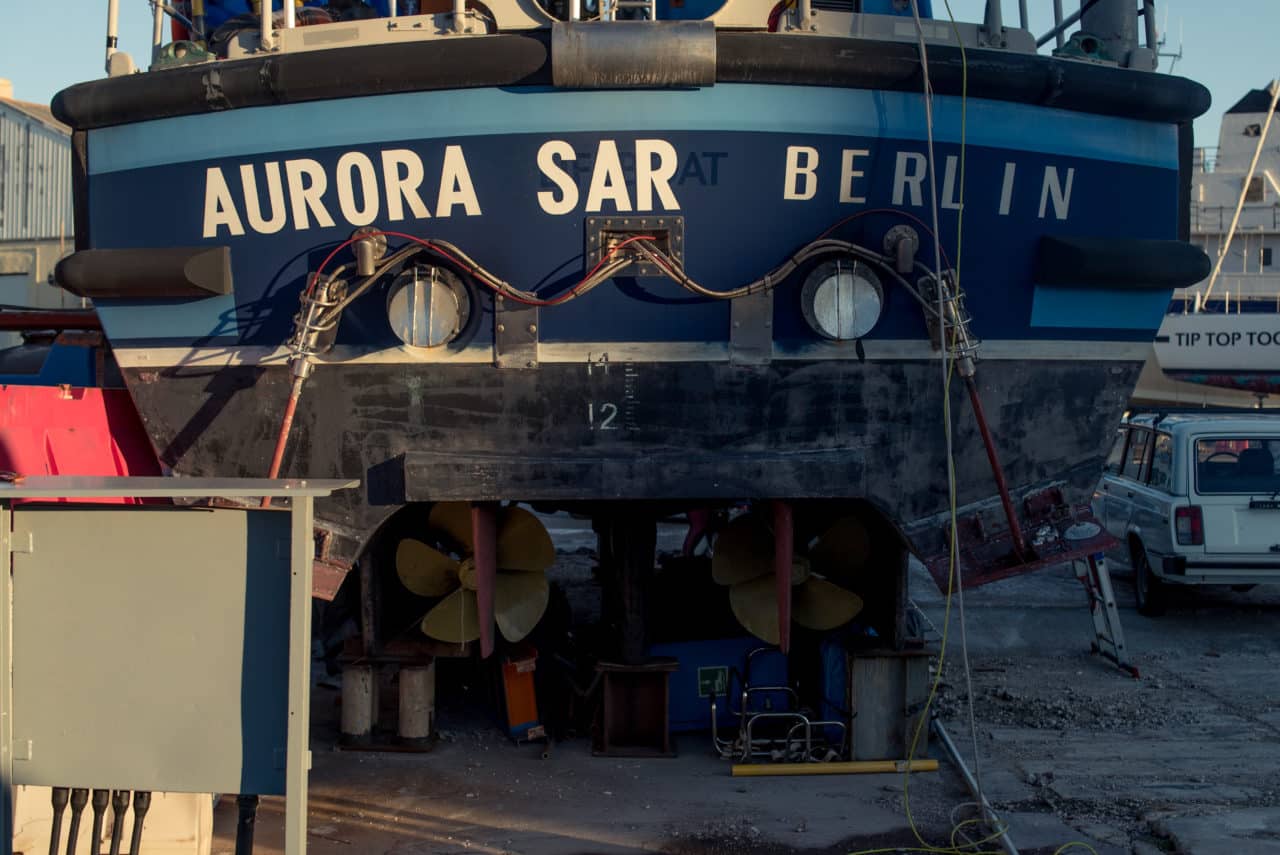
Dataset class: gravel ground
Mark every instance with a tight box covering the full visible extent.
[914,559,1280,854]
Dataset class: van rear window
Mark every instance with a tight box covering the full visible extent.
[1195,438,1280,494]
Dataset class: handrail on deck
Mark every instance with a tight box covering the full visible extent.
[130,0,1156,64]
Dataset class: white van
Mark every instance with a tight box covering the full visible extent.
[1092,413,1280,615]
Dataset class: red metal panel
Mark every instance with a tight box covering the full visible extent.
[0,385,160,503]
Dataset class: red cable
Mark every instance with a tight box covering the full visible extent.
[268,231,659,492]
[261,377,303,507]
[305,230,657,307]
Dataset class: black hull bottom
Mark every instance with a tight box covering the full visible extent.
[122,357,1140,564]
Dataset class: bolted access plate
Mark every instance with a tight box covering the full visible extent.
[585,216,685,278]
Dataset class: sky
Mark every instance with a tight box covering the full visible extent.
[0,1,1275,146]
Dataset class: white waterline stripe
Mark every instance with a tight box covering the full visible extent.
[112,339,1152,369]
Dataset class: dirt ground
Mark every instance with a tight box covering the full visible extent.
[215,519,1280,855]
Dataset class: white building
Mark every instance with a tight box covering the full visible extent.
[0,77,81,344]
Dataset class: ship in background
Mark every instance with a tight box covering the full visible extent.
[1138,82,1280,409]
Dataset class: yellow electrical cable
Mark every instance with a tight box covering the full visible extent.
[854,8,1116,855]
[949,817,986,850]
[899,0,970,851]
[849,4,997,855]
[1053,844,1102,855]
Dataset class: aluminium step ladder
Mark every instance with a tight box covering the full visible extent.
[1072,553,1140,678]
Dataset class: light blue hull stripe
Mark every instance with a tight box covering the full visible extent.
[89,83,1178,175]
[99,295,243,341]
[1030,286,1171,330]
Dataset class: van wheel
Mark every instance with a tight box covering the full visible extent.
[1132,543,1166,617]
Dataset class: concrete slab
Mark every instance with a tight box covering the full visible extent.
[1154,809,1280,854]
[997,810,1093,850]
[216,714,968,855]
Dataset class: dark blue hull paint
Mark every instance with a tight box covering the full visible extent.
[87,85,1179,350]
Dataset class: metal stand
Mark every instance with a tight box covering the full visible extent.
[0,476,357,855]
[593,660,677,757]
[1072,553,1139,678]
[235,795,259,855]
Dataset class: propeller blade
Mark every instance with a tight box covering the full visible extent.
[395,539,460,597]
[728,575,781,646]
[808,516,870,586]
[495,506,555,572]
[712,515,774,586]
[495,571,551,643]
[792,577,864,632]
[427,502,474,553]
[420,587,480,643]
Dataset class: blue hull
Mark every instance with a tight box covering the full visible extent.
[87,83,1179,352]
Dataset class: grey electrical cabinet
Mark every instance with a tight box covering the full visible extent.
[0,477,357,855]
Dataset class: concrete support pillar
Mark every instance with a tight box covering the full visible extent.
[398,663,436,745]
[340,664,377,746]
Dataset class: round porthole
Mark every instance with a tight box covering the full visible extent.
[386,265,471,349]
[800,259,884,341]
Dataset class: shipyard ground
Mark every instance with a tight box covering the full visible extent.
[213,529,1280,855]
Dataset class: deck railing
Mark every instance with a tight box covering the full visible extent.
[1193,205,1280,234]
[1194,147,1221,174]
[113,0,1168,70]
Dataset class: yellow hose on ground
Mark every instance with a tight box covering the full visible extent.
[730,760,938,777]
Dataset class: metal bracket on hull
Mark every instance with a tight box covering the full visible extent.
[494,295,539,369]
[729,288,773,365]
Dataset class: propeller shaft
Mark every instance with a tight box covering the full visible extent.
[470,503,499,658]
[772,500,794,654]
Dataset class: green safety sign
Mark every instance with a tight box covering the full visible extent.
[697,665,729,698]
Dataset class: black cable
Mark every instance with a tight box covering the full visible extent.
[88,791,109,855]
[107,791,130,855]
[64,790,88,855]
[129,792,151,855]
[48,788,69,855]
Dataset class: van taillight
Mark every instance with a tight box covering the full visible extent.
[1175,506,1203,545]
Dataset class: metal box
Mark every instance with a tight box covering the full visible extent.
[9,505,291,794]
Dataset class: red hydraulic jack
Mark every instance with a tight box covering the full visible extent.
[922,282,1118,594]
